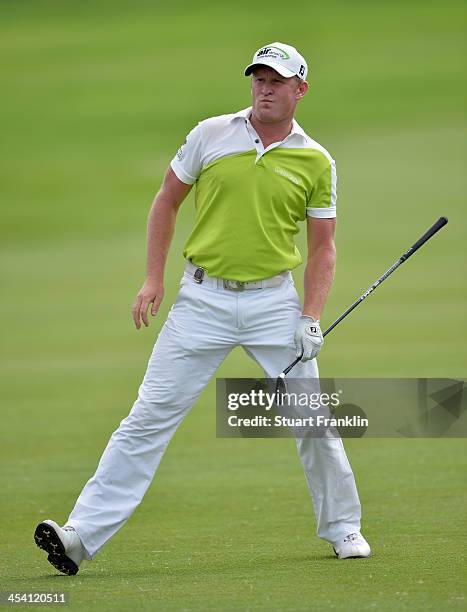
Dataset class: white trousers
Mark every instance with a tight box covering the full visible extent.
[67,271,361,558]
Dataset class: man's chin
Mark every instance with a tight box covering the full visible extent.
[254,109,280,124]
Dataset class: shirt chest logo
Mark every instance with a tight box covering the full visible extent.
[274,166,302,186]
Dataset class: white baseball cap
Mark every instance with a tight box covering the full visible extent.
[244,42,308,80]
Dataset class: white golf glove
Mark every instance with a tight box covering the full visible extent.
[294,315,324,362]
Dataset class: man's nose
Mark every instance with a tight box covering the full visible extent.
[260,81,274,95]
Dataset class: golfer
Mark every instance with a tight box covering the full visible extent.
[34,42,371,574]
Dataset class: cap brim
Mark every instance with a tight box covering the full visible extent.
[244,61,296,78]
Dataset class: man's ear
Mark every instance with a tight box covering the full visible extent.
[296,80,309,100]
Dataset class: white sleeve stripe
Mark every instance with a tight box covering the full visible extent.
[170,160,197,185]
[330,159,337,209]
[306,206,336,218]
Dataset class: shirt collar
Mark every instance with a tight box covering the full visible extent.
[230,107,253,122]
[231,107,307,141]
[291,118,307,140]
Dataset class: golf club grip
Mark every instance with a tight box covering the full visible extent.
[400,216,448,262]
[322,216,448,337]
[280,216,448,376]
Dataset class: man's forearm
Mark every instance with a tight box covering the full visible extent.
[146,194,180,282]
[302,244,336,320]
[132,168,191,330]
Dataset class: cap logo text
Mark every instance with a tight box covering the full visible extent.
[255,46,290,61]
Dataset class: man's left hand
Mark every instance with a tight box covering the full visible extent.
[294,316,324,361]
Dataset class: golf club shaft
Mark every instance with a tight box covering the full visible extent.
[281,216,448,377]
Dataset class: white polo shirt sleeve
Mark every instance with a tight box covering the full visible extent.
[170,123,204,185]
[306,158,337,218]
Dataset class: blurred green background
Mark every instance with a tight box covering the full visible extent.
[1,0,466,610]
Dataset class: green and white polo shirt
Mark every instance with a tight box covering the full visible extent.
[171,107,337,282]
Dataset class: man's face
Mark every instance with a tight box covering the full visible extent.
[251,66,308,124]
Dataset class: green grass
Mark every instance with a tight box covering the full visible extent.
[1,0,466,610]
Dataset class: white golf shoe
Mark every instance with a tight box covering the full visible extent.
[333,532,371,559]
[34,519,85,575]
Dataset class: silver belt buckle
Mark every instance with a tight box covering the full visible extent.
[223,279,245,291]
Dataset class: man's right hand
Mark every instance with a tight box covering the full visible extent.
[132,279,165,329]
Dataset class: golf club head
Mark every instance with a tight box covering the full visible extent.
[275,373,287,403]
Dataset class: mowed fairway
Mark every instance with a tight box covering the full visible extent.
[1,1,466,610]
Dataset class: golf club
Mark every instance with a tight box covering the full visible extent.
[276,216,448,392]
